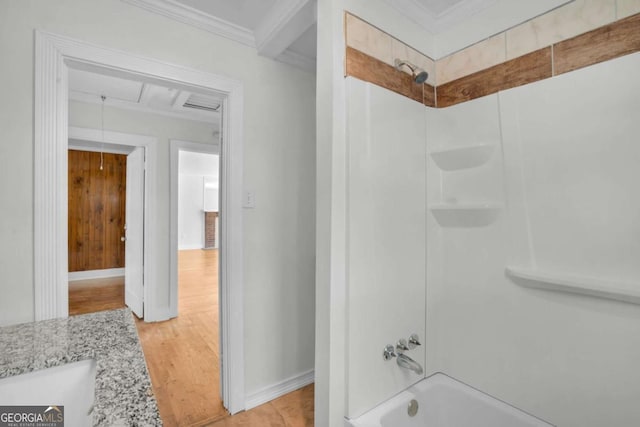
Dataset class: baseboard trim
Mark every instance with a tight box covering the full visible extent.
[178,244,204,250]
[68,268,125,281]
[244,370,314,410]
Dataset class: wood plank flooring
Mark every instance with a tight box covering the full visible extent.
[207,384,314,427]
[70,249,315,426]
[136,249,227,426]
[68,276,125,316]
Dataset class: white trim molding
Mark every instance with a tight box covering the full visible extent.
[277,49,317,73]
[68,126,157,321]
[68,268,125,281]
[34,32,69,321]
[122,0,318,73]
[254,0,316,59]
[169,139,219,318]
[121,0,255,47]
[244,370,315,410]
[34,30,245,415]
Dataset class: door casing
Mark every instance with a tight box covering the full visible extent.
[34,30,246,414]
[124,146,146,318]
[69,130,151,318]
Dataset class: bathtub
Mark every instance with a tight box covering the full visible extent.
[346,373,554,427]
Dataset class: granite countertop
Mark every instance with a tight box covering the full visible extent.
[0,308,162,426]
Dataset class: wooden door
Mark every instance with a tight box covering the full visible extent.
[68,150,126,272]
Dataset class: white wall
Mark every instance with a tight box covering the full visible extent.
[346,78,426,418]
[68,100,218,254]
[0,0,315,401]
[319,2,640,427]
[427,54,640,427]
[178,151,219,250]
[432,0,572,58]
[315,2,434,425]
[315,2,349,426]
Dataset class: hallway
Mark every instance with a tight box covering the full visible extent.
[136,249,227,426]
[136,249,315,426]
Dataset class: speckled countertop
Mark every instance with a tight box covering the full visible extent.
[0,308,162,426]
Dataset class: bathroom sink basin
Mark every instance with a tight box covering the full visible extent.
[0,359,96,426]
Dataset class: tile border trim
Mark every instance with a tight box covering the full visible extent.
[345,46,436,107]
[345,12,640,108]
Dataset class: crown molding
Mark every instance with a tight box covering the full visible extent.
[254,0,316,58]
[121,0,255,47]
[277,49,316,73]
[122,0,318,72]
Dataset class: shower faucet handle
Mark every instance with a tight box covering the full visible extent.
[383,345,397,361]
[408,334,421,349]
[396,339,409,354]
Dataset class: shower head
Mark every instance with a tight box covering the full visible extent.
[394,59,429,84]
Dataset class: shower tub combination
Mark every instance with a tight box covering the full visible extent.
[347,373,554,427]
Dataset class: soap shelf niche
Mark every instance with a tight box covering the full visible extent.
[430,144,495,171]
[506,267,640,305]
[430,203,503,227]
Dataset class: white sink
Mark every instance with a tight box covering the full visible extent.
[0,359,96,427]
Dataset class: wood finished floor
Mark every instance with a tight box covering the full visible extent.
[136,249,227,426]
[68,276,125,316]
[206,384,314,427]
[69,249,315,426]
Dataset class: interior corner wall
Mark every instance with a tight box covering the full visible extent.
[0,0,316,400]
[433,0,572,58]
[318,3,433,425]
[344,0,435,58]
[427,54,640,427]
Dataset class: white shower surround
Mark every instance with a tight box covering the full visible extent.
[346,53,640,426]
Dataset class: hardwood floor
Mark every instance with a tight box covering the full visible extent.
[206,384,314,427]
[136,249,227,426]
[68,276,125,316]
[70,249,315,426]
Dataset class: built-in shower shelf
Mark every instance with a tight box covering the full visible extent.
[506,267,640,305]
[429,144,495,170]
[429,203,502,227]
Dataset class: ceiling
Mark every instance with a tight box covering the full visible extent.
[122,0,318,71]
[384,0,500,34]
[68,67,222,128]
[121,0,565,69]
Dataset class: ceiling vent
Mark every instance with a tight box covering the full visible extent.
[183,93,221,112]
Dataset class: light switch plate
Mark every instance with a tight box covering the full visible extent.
[243,191,255,208]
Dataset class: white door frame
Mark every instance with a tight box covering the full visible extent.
[169,139,219,317]
[69,127,154,319]
[34,31,245,414]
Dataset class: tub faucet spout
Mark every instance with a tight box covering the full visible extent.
[397,353,423,375]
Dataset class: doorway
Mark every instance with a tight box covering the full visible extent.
[141,145,227,424]
[65,64,227,422]
[67,127,156,318]
[66,134,148,318]
[35,30,245,414]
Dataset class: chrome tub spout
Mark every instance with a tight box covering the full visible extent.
[397,353,424,375]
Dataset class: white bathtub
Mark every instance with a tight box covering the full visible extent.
[346,373,554,427]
